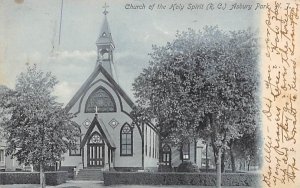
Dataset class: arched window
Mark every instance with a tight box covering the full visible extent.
[70,126,81,156]
[102,52,109,60]
[89,132,104,144]
[120,123,133,156]
[85,87,116,113]
[162,144,171,166]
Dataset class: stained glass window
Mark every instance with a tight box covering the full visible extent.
[120,123,133,156]
[85,87,116,113]
[89,133,104,144]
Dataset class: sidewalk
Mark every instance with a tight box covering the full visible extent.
[0,180,258,188]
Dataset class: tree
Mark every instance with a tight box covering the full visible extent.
[0,85,10,139]
[132,27,259,187]
[0,64,80,188]
[229,127,262,172]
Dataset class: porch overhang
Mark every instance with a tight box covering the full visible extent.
[80,114,116,149]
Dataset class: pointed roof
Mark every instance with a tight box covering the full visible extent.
[96,15,114,47]
[81,114,116,149]
[65,64,134,112]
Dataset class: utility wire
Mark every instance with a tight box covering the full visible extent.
[58,0,64,45]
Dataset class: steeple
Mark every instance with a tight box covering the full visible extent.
[96,3,117,80]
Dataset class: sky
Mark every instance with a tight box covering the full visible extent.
[0,0,262,105]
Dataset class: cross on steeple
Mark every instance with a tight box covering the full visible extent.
[103,3,109,15]
[96,2,116,80]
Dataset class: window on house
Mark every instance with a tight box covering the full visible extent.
[102,52,109,60]
[156,135,159,159]
[149,130,151,157]
[0,149,4,162]
[85,87,116,113]
[155,144,157,158]
[152,133,155,158]
[120,123,133,156]
[145,126,147,156]
[162,144,171,166]
[69,127,81,156]
[182,142,190,160]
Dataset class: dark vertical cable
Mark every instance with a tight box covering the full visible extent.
[58,0,64,45]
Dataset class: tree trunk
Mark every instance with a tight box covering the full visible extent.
[180,149,183,163]
[207,112,221,187]
[247,160,251,171]
[40,163,46,188]
[221,151,225,173]
[216,150,222,188]
[212,144,218,172]
[205,144,208,172]
[240,161,244,171]
[230,146,236,172]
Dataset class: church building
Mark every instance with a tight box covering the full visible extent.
[60,7,211,177]
[61,9,159,172]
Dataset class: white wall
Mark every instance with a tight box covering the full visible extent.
[62,71,143,168]
[144,125,159,168]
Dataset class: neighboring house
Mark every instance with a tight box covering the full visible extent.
[160,139,214,170]
[0,85,9,171]
[0,85,24,171]
[0,138,23,171]
[60,11,159,172]
[0,136,6,171]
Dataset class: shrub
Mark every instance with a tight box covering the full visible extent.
[103,172,261,186]
[59,166,75,179]
[158,165,173,172]
[0,172,39,185]
[199,168,243,173]
[45,171,68,185]
[0,171,68,185]
[222,173,260,186]
[177,161,200,172]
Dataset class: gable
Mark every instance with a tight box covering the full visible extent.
[81,115,116,148]
[65,64,135,113]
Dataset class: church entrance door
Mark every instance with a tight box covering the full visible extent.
[87,132,105,167]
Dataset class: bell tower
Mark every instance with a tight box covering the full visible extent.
[96,3,117,80]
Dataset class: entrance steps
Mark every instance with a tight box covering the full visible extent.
[75,168,103,181]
